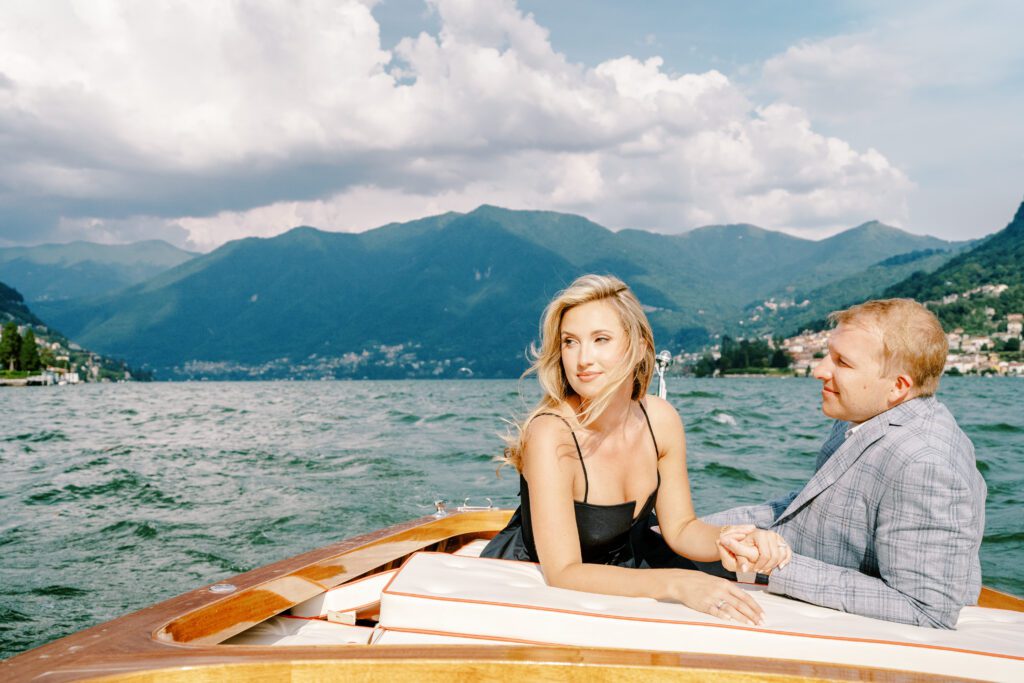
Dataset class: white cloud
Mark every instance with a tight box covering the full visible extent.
[754,0,1024,239]
[761,1,1024,115]
[0,0,914,248]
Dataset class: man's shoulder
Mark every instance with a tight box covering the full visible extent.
[870,397,975,468]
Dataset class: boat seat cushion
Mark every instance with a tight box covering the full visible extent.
[379,552,1024,682]
[223,616,374,646]
[290,569,397,618]
[453,539,490,557]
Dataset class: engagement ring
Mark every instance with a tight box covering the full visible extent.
[715,599,726,610]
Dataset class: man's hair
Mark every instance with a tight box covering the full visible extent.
[828,298,948,396]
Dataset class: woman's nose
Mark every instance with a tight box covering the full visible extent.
[578,342,593,365]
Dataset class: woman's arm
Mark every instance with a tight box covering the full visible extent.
[644,396,731,561]
[646,397,791,573]
[523,412,764,625]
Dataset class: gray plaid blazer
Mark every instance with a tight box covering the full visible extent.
[704,396,986,629]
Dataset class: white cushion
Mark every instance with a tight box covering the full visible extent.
[379,552,1024,682]
[223,616,373,646]
[290,569,397,618]
[453,539,491,557]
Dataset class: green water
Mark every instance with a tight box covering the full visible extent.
[1,378,1020,658]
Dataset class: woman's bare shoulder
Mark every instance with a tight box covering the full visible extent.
[642,394,683,425]
[522,412,579,469]
[525,411,575,443]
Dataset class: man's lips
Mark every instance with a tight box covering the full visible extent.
[822,386,839,395]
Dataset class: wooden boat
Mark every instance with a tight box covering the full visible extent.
[3,509,1023,682]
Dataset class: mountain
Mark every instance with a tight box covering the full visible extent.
[34,206,966,378]
[0,240,196,302]
[451,207,958,339]
[739,248,961,337]
[0,281,45,327]
[883,200,1024,331]
[1,280,140,381]
[885,201,1024,300]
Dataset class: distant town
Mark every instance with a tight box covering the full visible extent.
[679,283,1024,377]
[0,321,133,386]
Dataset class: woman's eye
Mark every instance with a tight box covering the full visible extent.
[595,336,609,343]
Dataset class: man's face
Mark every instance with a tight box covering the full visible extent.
[812,322,897,424]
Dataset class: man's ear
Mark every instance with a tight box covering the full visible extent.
[889,373,915,405]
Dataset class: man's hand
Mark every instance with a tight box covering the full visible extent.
[718,527,792,575]
[717,525,759,573]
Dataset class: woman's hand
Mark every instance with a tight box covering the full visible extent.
[718,529,792,575]
[716,524,759,573]
[664,569,764,626]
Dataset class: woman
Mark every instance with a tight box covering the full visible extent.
[482,274,790,626]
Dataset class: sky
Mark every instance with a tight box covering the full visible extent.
[0,0,1021,252]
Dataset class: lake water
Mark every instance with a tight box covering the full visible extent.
[1,377,1021,658]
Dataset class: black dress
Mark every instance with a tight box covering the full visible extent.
[482,401,686,568]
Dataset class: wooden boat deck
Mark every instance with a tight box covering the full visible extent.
[3,510,1021,682]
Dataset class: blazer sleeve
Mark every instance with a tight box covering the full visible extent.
[766,453,982,628]
[701,489,799,529]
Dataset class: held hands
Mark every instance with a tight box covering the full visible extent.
[717,525,792,575]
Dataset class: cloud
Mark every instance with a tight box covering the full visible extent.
[0,0,914,249]
[754,0,1024,239]
[762,2,1023,111]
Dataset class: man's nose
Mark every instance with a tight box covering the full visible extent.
[812,356,831,381]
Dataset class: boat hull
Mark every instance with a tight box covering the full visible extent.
[3,510,1022,682]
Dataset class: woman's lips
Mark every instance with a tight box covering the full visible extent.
[577,371,600,382]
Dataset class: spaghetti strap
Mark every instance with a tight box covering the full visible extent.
[638,401,661,484]
[535,412,589,502]
[483,401,667,567]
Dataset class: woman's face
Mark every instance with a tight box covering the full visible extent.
[560,299,629,400]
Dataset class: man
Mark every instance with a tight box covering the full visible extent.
[710,298,986,628]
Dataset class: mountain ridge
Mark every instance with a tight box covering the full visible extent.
[0,239,197,302]
[31,204,975,378]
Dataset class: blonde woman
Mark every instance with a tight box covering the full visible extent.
[481,274,790,625]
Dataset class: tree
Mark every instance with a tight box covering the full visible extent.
[770,348,790,369]
[693,353,717,378]
[39,345,56,369]
[20,329,41,372]
[0,322,22,371]
[1005,337,1021,352]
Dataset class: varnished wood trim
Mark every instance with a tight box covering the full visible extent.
[157,511,513,645]
[978,586,1024,612]
[75,657,846,682]
[52,649,962,683]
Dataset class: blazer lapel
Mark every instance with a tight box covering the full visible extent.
[775,415,889,525]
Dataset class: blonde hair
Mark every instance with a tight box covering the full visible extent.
[504,274,655,471]
[828,298,947,396]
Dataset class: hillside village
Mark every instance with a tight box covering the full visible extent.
[683,283,1024,377]
[0,322,131,385]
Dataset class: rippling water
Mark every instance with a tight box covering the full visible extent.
[1,378,1021,658]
